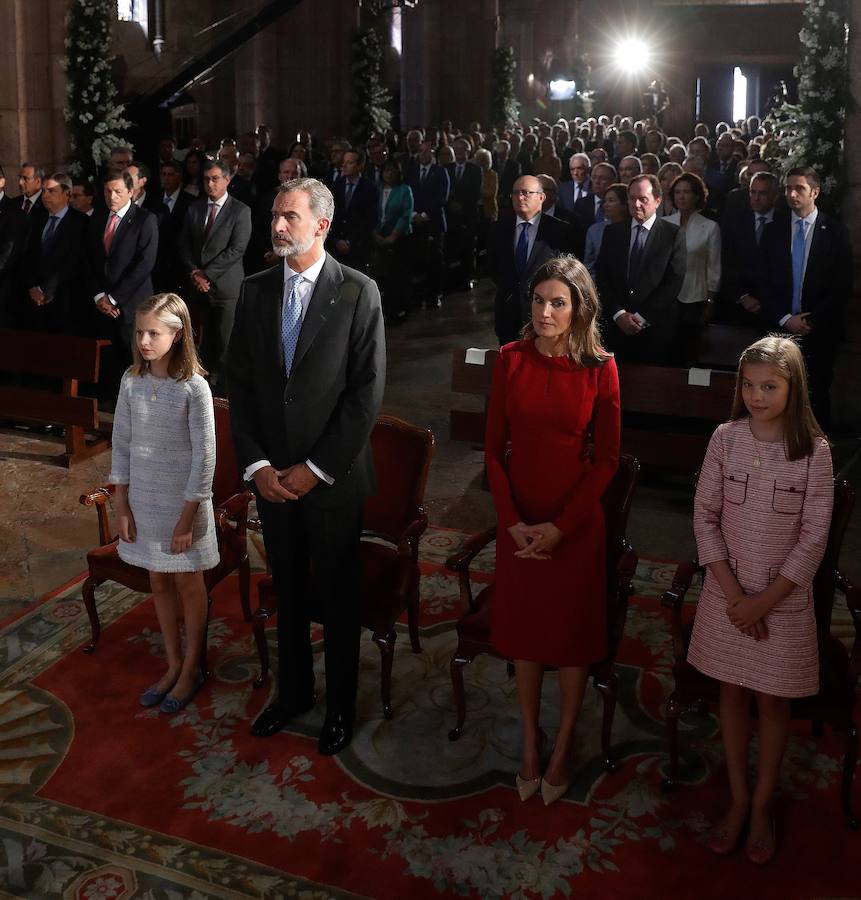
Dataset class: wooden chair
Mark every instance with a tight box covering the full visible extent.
[661,478,860,828]
[0,328,111,466]
[252,415,435,719]
[444,454,640,771]
[79,397,252,667]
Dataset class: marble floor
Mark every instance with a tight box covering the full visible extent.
[2,280,859,621]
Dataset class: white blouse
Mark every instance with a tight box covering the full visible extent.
[666,210,721,304]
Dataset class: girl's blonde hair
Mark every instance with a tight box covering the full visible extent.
[729,334,825,460]
[128,293,206,381]
[521,255,612,368]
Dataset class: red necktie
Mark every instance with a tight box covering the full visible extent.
[22,197,32,214]
[205,202,218,236]
[103,213,120,254]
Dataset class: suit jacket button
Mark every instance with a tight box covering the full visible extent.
[286,396,294,404]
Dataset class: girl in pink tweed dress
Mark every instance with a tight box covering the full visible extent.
[687,337,832,864]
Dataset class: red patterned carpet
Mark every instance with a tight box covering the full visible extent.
[0,527,857,899]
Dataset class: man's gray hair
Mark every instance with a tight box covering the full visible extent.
[278,177,335,222]
[569,153,591,169]
[20,162,45,180]
[47,172,72,192]
[205,159,232,179]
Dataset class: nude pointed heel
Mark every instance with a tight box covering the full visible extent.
[540,777,570,806]
[515,773,542,802]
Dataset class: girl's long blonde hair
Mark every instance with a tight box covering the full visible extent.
[521,255,611,367]
[729,334,825,460]
[128,293,206,381]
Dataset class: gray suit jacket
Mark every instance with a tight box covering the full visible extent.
[179,193,252,305]
[226,253,386,510]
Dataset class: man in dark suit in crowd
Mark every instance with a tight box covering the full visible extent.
[20,172,87,333]
[364,139,388,191]
[70,178,95,217]
[153,160,193,293]
[488,174,572,345]
[326,149,378,272]
[704,131,738,217]
[758,166,853,429]
[596,173,686,364]
[254,123,283,194]
[611,130,638,170]
[180,159,252,394]
[16,163,45,219]
[720,171,781,328]
[228,154,258,209]
[126,162,164,215]
[406,139,450,308]
[85,169,159,394]
[445,138,483,290]
[720,159,771,225]
[556,153,592,221]
[0,164,25,326]
[248,156,308,275]
[227,177,385,755]
[572,162,617,259]
[492,140,520,214]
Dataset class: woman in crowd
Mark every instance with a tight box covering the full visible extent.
[475,149,498,222]
[485,256,621,806]
[181,149,208,197]
[583,183,629,277]
[533,137,562,182]
[666,172,721,354]
[657,162,683,217]
[372,160,414,323]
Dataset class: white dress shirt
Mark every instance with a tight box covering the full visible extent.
[94,200,133,304]
[243,252,334,486]
[665,210,721,304]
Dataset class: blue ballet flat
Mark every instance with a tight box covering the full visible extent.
[159,676,204,715]
[139,681,176,708]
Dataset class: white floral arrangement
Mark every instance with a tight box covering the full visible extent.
[63,0,132,177]
[765,0,847,200]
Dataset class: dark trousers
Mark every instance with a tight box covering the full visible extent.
[409,224,445,302]
[258,497,363,714]
[800,334,836,432]
[494,291,523,346]
[195,296,237,396]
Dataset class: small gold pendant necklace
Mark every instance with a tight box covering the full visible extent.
[149,374,159,402]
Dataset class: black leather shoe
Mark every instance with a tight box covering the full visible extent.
[318,711,353,756]
[250,697,315,738]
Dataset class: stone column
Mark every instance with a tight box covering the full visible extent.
[831,5,861,432]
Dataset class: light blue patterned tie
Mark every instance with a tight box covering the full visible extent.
[282,273,303,376]
[791,218,806,315]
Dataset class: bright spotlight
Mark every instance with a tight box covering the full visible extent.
[615,38,651,74]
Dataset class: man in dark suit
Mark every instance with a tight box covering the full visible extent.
[492,140,520,214]
[85,170,159,394]
[572,162,617,259]
[556,153,592,221]
[488,175,573,345]
[326,150,378,272]
[0,165,25,327]
[20,173,87,333]
[127,162,164,215]
[180,159,252,393]
[226,177,385,755]
[445,138,483,289]
[719,171,781,328]
[596,173,686,365]
[153,160,194,293]
[406,140,450,307]
[704,132,738,217]
[758,167,853,429]
[15,163,45,219]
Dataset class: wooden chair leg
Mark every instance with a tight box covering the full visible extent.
[594,671,618,772]
[373,629,397,720]
[448,649,471,742]
[842,722,859,830]
[253,609,272,689]
[663,695,683,791]
[238,554,251,623]
[407,586,422,654]
[81,576,101,654]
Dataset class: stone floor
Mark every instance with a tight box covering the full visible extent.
[2,280,860,620]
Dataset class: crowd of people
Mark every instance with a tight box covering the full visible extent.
[0,108,851,867]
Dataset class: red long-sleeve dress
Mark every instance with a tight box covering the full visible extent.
[485,340,621,667]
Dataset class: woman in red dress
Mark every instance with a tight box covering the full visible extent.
[485,255,621,805]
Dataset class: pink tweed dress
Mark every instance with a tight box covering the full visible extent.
[687,419,833,698]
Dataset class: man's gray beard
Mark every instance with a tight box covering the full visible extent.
[271,233,315,258]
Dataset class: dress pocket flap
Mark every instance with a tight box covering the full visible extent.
[772,479,805,514]
[723,472,748,505]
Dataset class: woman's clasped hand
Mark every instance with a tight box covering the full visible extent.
[508,522,563,559]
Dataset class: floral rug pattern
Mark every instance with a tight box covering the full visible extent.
[0,527,856,899]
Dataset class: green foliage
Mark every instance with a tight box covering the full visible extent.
[64,0,131,178]
[491,47,520,128]
[765,0,848,199]
[351,26,392,145]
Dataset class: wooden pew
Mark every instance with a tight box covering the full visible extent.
[618,364,736,474]
[450,347,498,444]
[691,324,760,371]
[0,329,111,467]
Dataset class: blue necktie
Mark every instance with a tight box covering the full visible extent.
[42,215,59,250]
[791,219,806,315]
[515,221,530,276]
[282,273,303,376]
[345,181,355,207]
[595,199,605,224]
[628,224,645,287]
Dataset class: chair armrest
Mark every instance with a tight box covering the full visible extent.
[218,490,253,530]
[79,484,116,546]
[247,516,262,534]
[445,526,496,572]
[836,571,861,687]
[660,560,703,662]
